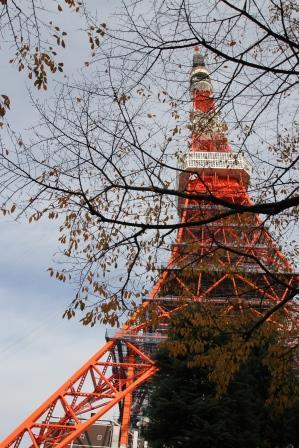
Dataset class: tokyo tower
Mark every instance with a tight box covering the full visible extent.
[1,49,297,448]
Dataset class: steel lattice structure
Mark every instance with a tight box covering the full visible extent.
[1,49,298,448]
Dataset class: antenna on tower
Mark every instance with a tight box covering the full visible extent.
[193,45,205,67]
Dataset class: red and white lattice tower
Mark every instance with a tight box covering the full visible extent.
[1,49,297,448]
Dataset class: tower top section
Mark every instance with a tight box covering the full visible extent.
[177,48,251,196]
[190,47,212,94]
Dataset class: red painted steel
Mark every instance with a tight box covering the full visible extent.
[1,339,157,448]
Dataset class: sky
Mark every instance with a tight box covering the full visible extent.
[0,1,120,438]
[0,218,110,437]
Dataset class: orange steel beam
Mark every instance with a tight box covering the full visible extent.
[0,339,157,448]
[1,340,113,446]
[119,352,135,448]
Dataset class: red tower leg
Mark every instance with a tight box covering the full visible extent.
[119,352,135,448]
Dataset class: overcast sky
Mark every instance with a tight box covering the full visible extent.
[0,1,120,438]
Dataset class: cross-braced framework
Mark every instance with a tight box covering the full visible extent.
[1,49,298,448]
[1,338,157,448]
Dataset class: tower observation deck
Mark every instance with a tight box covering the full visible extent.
[1,50,298,448]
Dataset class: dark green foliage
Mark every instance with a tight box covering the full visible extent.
[144,343,299,448]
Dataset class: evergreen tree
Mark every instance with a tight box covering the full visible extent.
[144,316,299,448]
